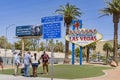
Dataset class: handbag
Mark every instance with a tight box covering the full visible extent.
[38,60,40,64]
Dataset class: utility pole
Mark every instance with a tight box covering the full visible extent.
[5,24,15,64]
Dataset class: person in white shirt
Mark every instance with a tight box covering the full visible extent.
[31,53,39,77]
[14,52,20,76]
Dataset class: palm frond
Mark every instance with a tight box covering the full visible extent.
[55,3,82,19]
[99,0,120,18]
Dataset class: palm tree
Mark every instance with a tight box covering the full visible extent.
[30,39,39,51]
[75,47,86,58]
[47,39,55,51]
[39,41,45,51]
[55,3,82,63]
[55,41,64,52]
[75,47,80,57]
[0,36,12,49]
[86,43,96,63]
[14,39,32,51]
[103,42,113,64]
[0,36,7,48]
[100,0,120,66]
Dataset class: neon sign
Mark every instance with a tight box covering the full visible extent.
[66,28,102,47]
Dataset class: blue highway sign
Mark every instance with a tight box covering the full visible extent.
[43,22,61,39]
[41,15,63,23]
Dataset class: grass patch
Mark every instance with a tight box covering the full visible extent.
[0,65,112,79]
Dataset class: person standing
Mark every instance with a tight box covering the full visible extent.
[0,52,3,72]
[31,53,39,77]
[14,52,20,76]
[40,51,50,74]
[23,51,31,77]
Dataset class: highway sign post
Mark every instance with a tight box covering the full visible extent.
[41,15,63,80]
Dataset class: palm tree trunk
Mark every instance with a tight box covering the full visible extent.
[113,14,119,66]
[86,48,90,63]
[106,50,109,64]
[113,22,118,65]
[64,25,70,64]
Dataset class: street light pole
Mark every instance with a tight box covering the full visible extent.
[5,24,15,65]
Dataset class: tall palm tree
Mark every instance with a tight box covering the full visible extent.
[100,0,120,66]
[103,42,113,64]
[0,36,7,48]
[55,3,82,63]
[86,43,96,63]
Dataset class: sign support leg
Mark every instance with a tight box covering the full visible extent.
[72,25,75,65]
[22,38,24,58]
[72,44,75,65]
[50,39,54,80]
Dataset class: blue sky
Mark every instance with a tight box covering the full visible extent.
[0,0,120,44]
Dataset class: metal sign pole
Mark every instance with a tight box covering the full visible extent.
[79,20,82,65]
[41,15,63,80]
[50,39,54,80]
[72,22,75,65]
[51,47,54,80]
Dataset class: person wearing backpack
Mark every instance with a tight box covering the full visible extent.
[40,51,50,74]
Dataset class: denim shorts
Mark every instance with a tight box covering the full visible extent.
[32,63,38,67]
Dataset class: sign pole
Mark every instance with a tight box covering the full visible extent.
[72,44,75,65]
[80,47,82,65]
[21,38,24,58]
[51,51,54,80]
[79,20,82,65]
[72,25,75,65]
[41,15,63,80]
[50,39,54,80]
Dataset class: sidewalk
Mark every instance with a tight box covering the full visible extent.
[75,64,120,80]
[0,74,65,80]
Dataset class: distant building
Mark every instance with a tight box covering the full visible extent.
[95,40,113,55]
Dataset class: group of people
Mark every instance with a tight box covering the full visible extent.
[14,51,50,77]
